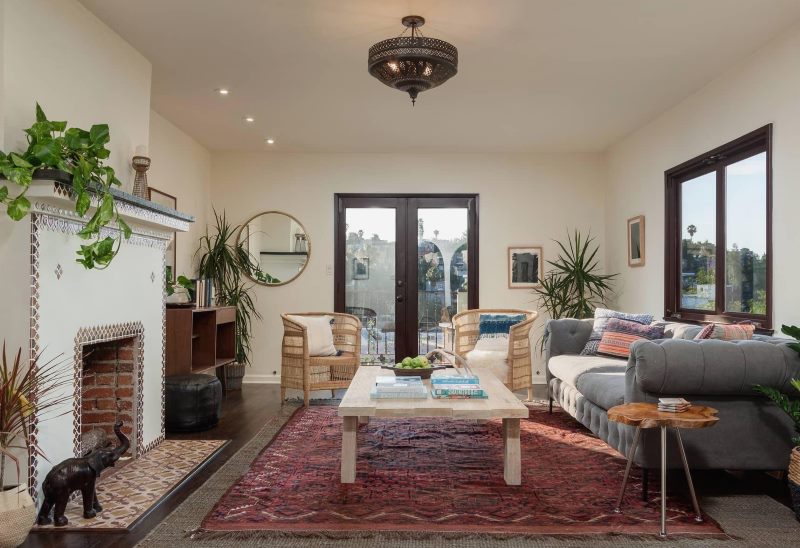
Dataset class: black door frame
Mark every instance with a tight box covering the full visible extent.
[334,193,479,359]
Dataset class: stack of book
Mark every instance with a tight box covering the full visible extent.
[658,397,691,413]
[431,374,487,399]
[370,376,428,399]
[195,278,215,308]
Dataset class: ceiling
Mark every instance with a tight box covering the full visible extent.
[79,0,800,153]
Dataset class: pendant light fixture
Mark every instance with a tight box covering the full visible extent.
[368,15,458,106]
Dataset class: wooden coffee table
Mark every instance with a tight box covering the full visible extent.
[338,366,529,485]
[607,403,719,537]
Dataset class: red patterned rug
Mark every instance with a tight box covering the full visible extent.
[199,406,725,537]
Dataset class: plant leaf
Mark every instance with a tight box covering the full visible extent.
[7,195,31,221]
[117,216,132,239]
[75,190,91,217]
[9,153,32,168]
[35,103,47,123]
[89,124,110,146]
[0,186,8,202]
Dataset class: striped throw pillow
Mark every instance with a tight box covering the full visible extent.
[581,308,654,355]
[694,323,755,341]
[597,318,665,359]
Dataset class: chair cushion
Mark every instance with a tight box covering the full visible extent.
[464,349,509,383]
[548,354,627,410]
[286,314,338,356]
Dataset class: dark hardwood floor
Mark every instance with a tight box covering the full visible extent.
[22,383,283,548]
[21,384,792,547]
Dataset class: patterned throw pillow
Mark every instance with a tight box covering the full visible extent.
[694,323,755,341]
[478,314,526,341]
[597,318,665,359]
[581,308,654,355]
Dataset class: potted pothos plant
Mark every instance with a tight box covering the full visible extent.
[0,104,130,269]
[196,210,261,388]
[755,324,800,521]
[1,345,70,547]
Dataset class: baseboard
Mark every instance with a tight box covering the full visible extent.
[242,374,280,384]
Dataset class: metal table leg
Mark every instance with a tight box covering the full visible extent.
[660,425,667,537]
[675,429,703,522]
[613,426,642,513]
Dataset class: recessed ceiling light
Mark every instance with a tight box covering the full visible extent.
[265,138,275,145]
[244,116,255,123]
[216,88,229,96]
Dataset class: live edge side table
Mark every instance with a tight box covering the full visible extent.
[607,403,719,537]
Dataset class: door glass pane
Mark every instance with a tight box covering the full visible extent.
[725,152,767,314]
[345,208,395,365]
[680,172,716,311]
[417,208,468,355]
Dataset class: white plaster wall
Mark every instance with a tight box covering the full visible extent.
[210,152,608,387]
[3,0,151,190]
[33,226,165,499]
[148,110,212,276]
[605,22,800,329]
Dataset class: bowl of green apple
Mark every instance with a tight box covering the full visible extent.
[381,356,447,379]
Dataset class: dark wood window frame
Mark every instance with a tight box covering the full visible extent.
[664,124,772,330]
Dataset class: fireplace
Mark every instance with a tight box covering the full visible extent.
[6,176,193,502]
[78,329,144,459]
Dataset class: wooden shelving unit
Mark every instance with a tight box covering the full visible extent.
[166,305,236,389]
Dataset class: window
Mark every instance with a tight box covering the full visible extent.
[664,125,772,329]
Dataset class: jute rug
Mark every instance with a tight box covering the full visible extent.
[35,439,228,531]
[137,403,800,545]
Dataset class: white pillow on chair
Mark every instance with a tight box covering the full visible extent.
[287,315,338,356]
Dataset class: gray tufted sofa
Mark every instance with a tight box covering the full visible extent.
[545,318,800,471]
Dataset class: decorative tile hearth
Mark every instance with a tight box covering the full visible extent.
[34,439,227,531]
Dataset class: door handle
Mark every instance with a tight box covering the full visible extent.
[396,295,405,303]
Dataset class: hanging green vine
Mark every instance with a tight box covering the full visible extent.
[0,104,131,269]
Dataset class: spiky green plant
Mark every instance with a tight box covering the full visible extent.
[754,325,800,446]
[533,230,617,320]
[1,345,71,488]
[196,210,262,366]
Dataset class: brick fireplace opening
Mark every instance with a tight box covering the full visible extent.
[72,323,145,463]
[81,338,136,443]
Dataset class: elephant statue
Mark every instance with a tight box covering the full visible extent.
[36,420,130,526]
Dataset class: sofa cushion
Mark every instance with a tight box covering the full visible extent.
[548,354,626,388]
[575,371,626,410]
[694,322,755,341]
[597,318,665,358]
[548,354,627,409]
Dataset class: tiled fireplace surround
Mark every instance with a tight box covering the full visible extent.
[23,178,191,501]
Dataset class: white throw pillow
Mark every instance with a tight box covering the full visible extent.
[287,315,338,356]
[464,349,510,383]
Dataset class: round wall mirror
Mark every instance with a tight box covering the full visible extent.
[238,211,310,286]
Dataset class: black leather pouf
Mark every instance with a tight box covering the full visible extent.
[165,374,222,432]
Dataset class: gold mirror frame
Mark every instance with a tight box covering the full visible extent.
[237,210,311,287]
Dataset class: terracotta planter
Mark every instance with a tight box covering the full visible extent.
[0,485,35,548]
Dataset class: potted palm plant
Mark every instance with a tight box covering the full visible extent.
[755,324,800,521]
[196,210,261,388]
[1,345,70,547]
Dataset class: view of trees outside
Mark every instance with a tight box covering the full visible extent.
[680,153,767,314]
[344,208,468,365]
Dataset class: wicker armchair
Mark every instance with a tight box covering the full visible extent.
[452,308,538,399]
[280,312,362,406]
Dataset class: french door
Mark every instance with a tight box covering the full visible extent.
[334,194,479,365]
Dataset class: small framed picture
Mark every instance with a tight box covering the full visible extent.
[508,247,543,288]
[352,257,369,280]
[148,187,177,282]
[627,215,645,267]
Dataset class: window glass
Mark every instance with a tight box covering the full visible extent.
[680,172,716,311]
[725,152,767,314]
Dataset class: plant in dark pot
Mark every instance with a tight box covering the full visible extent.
[754,324,800,521]
[196,210,261,388]
[0,345,70,547]
[0,104,131,269]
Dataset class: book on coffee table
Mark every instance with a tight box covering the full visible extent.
[658,397,691,413]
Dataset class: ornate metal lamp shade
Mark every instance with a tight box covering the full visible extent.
[368,15,458,105]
